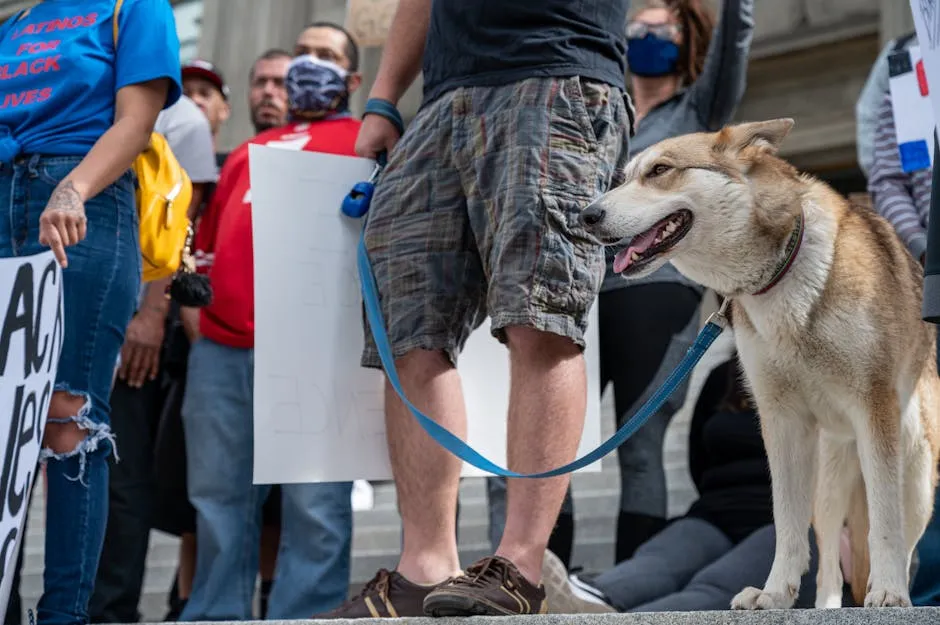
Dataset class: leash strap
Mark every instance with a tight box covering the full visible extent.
[356,230,729,478]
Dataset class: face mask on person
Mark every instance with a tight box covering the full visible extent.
[626,22,681,78]
[286,54,350,120]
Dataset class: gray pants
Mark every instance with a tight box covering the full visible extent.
[592,518,823,612]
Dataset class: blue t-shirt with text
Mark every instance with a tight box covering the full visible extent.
[0,0,182,162]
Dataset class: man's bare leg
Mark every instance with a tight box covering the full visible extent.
[496,326,587,584]
[389,349,467,584]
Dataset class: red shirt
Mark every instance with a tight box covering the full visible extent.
[194,118,362,348]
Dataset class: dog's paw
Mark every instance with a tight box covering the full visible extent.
[731,587,795,610]
[864,587,912,608]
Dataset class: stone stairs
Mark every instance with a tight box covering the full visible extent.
[14,298,736,623]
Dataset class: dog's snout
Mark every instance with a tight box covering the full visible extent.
[580,202,606,228]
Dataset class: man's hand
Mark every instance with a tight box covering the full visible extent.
[118,307,166,388]
[180,306,201,344]
[355,114,402,160]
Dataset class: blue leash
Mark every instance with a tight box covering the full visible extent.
[345,159,730,478]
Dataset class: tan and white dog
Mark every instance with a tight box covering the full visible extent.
[579,118,940,609]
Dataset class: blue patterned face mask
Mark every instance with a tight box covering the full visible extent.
[286,55,350,120]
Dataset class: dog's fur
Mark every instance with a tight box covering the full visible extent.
[581,119,940,609]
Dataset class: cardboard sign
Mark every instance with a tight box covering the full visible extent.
[0,251,63,618]
[345,0,399,48]
[911,0,940,150]
[248,145,603,483]
[888,45,936,172]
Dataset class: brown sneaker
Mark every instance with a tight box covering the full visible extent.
[313,568,437,618]
[423,556,548,616]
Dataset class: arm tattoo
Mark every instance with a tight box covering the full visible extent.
[48,181,84,214]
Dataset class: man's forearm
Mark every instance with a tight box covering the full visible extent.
[140,277,172,318]
[370,0,432,104]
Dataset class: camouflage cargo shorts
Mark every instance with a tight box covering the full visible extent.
[360,76,633,368]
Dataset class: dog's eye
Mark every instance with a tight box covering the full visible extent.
[648,164,672,178]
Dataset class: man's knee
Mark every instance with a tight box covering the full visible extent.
[503,326,581,362]
[394,348,455,386]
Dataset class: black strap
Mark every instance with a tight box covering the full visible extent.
[893,31,917,52]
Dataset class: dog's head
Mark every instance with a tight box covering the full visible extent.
[581,118,799,289]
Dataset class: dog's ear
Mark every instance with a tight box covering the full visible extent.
[714,118,795,156]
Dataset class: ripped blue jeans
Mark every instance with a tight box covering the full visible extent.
[0,154,140,625]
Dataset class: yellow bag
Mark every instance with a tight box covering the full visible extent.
[114,0,194,283]
[132,133,193,282]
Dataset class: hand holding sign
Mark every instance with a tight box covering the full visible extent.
[38,181,88,268]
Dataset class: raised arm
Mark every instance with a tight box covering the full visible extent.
[856,39,897,178]
[688,0,755,130]
[868,93,929,262]
[355,0,432,158]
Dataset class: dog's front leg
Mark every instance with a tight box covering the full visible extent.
[813,434,860,608]
[856,390,911,608]
[732,410,816,610]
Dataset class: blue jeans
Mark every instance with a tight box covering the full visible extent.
[0,154,140,625]
[180,338,353,620]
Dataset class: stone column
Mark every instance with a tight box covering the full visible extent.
[197,0,424,150]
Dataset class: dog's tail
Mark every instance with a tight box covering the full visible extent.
[846,477,870,606]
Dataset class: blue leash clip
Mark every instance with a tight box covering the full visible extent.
[341,153,386,218]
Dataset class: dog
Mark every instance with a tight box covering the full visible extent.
[579,118,940,609]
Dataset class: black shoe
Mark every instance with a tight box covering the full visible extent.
[164,597,187,622]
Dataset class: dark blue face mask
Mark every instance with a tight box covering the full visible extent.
[627,34,680,78]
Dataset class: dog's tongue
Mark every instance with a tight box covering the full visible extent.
[612,227,660,273]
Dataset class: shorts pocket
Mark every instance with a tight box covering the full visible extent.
[533,191,604,316]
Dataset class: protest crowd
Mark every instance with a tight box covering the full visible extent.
[0,0,939,623]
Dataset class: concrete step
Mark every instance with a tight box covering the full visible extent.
[132,608,940,625]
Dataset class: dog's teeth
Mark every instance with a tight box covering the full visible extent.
[654,235,662,244]
[666,221,678,234]
[631,252,640,261]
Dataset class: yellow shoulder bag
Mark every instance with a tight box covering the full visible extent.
[114,0,194,284]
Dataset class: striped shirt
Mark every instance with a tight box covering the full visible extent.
[867,92,932,261]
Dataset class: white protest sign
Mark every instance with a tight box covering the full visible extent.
[0,251,63,618]
[249,145,602,483]
[911,0,940,143]
[888,45,937,172]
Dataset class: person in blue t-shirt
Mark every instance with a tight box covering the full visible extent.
[0,1,181,623]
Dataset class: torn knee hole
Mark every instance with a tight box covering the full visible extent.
[40,388,118,484]
[49,390,89,419]
[44,390,93,454]
[43,420,90,454]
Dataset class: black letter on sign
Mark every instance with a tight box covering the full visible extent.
[0,263,35,378]
[0,386,24,523]
[31,260,58,375]
[0,527,17,583]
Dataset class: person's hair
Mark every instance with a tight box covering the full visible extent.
[631,0,716,85]
[250,48,292,80]
[303,21,361,72]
